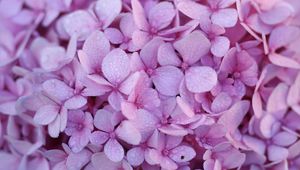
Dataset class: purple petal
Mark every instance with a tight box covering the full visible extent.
[34,105,59,125]
[115,120,142,145]
[104,139,124,162]
[94,109,114,132]
[94,0,122,29]
[174,31,211,65]
[211,8,238,28]
[169,145,196,163]
[80,31,110,74]
[185,66,218,93]
[126,147,145,166]
[148,2,175,30]
[102,49,130,84]
[218,100,250,133]
[152,66,184,96]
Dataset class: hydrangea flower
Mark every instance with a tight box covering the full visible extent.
[1,0,300,169]
[65,110,93,153]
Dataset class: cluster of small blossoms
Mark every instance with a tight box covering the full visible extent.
[0,0,300,169]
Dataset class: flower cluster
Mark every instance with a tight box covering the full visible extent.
[0,0,300,169]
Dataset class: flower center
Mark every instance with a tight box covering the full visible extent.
[76,123,84,131]
[150,27,158,35]
[233,72,241,78]
[109,132,116,139]
[123,36,130,43]
[181,62,189,70]
[162,149,169,156]
[146,68,154,76]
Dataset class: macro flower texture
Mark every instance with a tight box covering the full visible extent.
[0,0,300,169]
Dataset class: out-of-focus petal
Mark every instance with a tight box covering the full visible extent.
[94,0,122,29]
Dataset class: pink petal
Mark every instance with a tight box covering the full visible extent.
[34,105,59,125]
[157,43,181,67]
[68,135,87,153]
[0,0,23,17]
[132,30,151,48]
[218,100,250,133]
[66,149,91,170]
[40,46,67,72]
[130,109,158,139]
[165,136,183,150]
[272,131,297,147]
[91,152,121,170]
[260,114,278,138]
[48,115,61,138]
[148,2,175,30]
[42,79,74,102]
[217,0,236,8]
[259,2,294,25]
[268,53,300,69]
[160,157,178,170]
[0,101,17,115]
[62,10,97,40]
[120,13,136,38]
[108,91,123,111]
[288,140,300,158]
[119,71,141,95]
[185,66,218,93]
[287,73,300,106]
[126,147,144,166]
[104,28,124,44]
[176,96,195,117]
[242,135,266,155]
[102,49,130,84]
[64,95,87,110]
[177,0,210,21]
[121,101,137,120]
[131,0,149,31]
[159,125,188,136]
[211,92,232,113]
[140,38,163,69]
[211,8,238,28]
[174,31,211,65]
[28,157,50,170]
[269,25,300,50]
[115,120,141,145]
[0,152,19,169]
[267,145,289,162]
[138,88,161,110]
[94,109,114,132]
[94,0,122,29]
[104,139,124,162]
[169,145,196,163]
[89,131,109,145]
[222,149,246,169]
[80,31,110,74]
[152,66,184,96]
[266,83,289,114]
[247,14,272,34]
[211,36,230,57]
